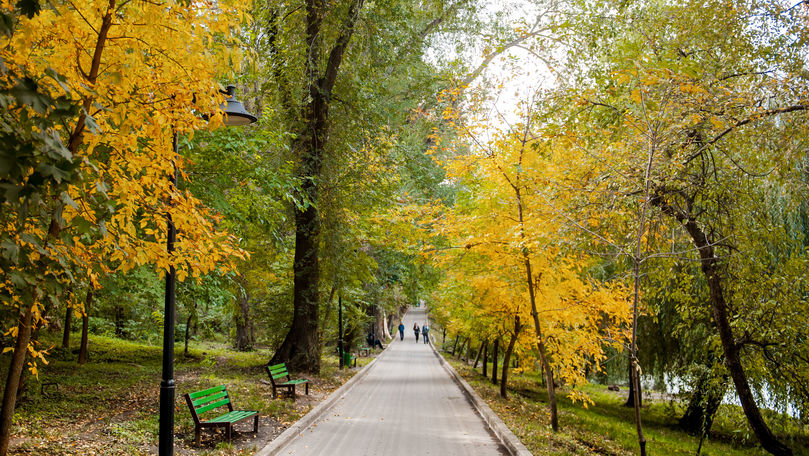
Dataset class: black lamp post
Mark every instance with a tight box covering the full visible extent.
[159,85,257,456]
[338,296,344,369]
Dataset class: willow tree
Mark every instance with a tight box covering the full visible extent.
[557,0,809,453]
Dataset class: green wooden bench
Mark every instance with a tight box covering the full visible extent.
[266,363,309,399]
[184,385,258,445]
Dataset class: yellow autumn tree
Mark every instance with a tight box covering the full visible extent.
[0,1,249,452]
[430,98,631,430]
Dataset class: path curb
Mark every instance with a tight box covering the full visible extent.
[429,340,533,456]
[255,347,390,456]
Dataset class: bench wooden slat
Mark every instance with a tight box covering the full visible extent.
[196,397,231,415]
[192,391,228,407]
[210,410,258,424]
[188,385,226,400]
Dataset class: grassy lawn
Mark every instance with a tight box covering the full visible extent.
[5,333,372,455]
[442,355,809,456]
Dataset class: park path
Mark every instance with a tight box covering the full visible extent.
[274,307,507,456]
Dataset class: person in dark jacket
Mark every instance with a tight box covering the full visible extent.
[421,324,430,344]
[398,322,405,340]
[413,323,420,342]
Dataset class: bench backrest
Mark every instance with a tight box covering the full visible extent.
[266,363,290,384]
[185,385,233,424]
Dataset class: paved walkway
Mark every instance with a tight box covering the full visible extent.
[274,307,507,455]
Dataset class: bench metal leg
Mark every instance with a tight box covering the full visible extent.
[254,415,259,433]
[227,424,232,443]
[305,383,309,395]
[195,427,201,446]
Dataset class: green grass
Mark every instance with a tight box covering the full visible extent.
[444,356,809,455]
[5,332,360,455]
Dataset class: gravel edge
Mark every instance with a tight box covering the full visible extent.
[429,339,534,456]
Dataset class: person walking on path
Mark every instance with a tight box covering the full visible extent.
[398,322,405,340]
[422,323,430,344]
[413,323,420,342]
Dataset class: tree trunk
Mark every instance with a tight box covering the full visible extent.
[319,284,337,350]
[184,314,193,356]
[491,339,499,385]
[536,335,558,431]
[379,309,391,340]
[514,176,559,432]
[679,370,726,436]
[0,305,34,455]
[524,261,559,432]
[270,0,365,376]
[270,203,321,371]
[474,340,485,369]
[114,305,124,338]
[451,335,460,356]
[62,304,72,349]
[625,354,643,407]
[500,317,521,398]
[654,194,792,456]
[78,290,92,365]
[482,341,488,377]
[459,337,469,360]
[234,277,254,351]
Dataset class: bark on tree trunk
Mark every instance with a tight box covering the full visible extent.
[78,290,92,365]
[62,305,72,349]
[319,285,337,350]
[271,204,322,371]
[451,335,460,356]
[0,305,34,456]
[184,314,193,356]
[482,341,488,377]
[114,305,124,338]
[234,278,254,351]
[459,337,469,360]
[474,340,485,368]
[500,317,521,398]
[379,309,391,340]
[654,193,792,456]
[536,335,558,431]
[524,262,559,432]
[625,352,643,407]
[491,339,499,385]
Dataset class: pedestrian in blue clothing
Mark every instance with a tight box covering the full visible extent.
[421,324,430,344]
[398,322,405,340]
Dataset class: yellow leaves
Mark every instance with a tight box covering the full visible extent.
[708,116,724,130]
[630,89,643,105]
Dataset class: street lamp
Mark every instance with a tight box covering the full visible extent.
[159,85,257,456]
[338,296,344,369]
